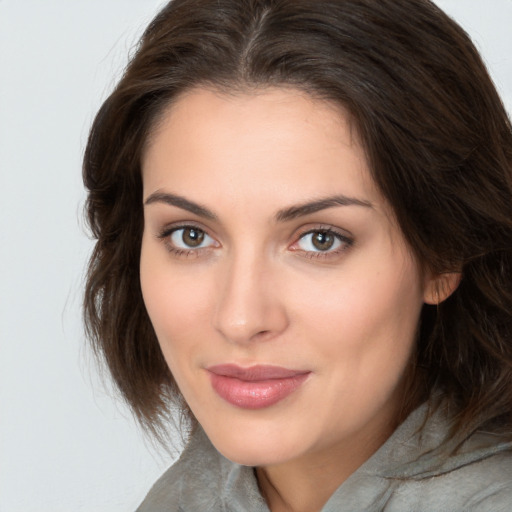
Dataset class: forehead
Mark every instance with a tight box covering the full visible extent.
[142,87,382,211]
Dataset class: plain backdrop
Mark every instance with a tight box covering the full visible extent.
[0,1,511,511]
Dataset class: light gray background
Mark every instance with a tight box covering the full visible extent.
[1,1,511,511]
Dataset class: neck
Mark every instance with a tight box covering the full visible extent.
[255,399,405,512]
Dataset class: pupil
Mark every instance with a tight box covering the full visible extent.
[312,232,334,251]
[183,228,204,247]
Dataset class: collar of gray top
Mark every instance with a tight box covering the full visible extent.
[137,401,512,512]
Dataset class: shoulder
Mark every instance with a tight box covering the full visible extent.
[135,441,191,512]
[329,404,512,511]
[136,428,220,512]
[136,428,268,512]
[386,447,512,511]
[135,462,183,512]
[384,425,512,511]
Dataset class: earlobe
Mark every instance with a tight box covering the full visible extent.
[423,272,462,305]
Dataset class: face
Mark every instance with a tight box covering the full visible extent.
[140,87,432,467]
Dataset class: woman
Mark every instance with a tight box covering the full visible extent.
[83,0,512,510]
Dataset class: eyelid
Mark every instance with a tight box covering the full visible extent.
[154,221,353,260]
[289,225,354,258]
[156,218,213,237]
[156,221,220,256]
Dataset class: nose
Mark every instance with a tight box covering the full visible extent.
[212,251,289,345]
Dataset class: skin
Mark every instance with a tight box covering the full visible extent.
[140,87,450,512]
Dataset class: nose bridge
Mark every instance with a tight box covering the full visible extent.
[213,244,287,344]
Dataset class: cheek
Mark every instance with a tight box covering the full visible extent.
[288,256,424,431]
[139,243,213,361]
[290,250,423,373]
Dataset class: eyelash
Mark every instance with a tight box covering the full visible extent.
[157,223,217,258]
[156,224,354,260]
[291,227,353,260]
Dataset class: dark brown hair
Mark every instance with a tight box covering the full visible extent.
[83,0,512,442]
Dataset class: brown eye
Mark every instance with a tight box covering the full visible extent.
[182,228,204,247]
[311,232,335,251]
[295,230,346,254]
[170,227,214,249]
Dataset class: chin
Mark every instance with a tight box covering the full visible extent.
[216,442,290,467]
[204,422,300,467]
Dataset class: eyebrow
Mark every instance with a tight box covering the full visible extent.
[275,195,373,222]
[144,191,373,222]
[144,192,217,220]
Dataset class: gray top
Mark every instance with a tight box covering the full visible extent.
[137,404,512,511]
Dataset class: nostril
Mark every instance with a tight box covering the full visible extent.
[252,330,271,340]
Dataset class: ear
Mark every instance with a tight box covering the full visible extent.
[423,271,461,305]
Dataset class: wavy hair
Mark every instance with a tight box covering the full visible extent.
[83,0,512,442]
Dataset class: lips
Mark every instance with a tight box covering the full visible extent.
[207,364,310,409]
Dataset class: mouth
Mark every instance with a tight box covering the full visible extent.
[206,364,311,409]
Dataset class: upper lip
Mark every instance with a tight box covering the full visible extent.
[206,364,310,381]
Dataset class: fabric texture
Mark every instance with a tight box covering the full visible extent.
[137,403,512,511]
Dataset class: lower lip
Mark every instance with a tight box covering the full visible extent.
[209,373,309,409]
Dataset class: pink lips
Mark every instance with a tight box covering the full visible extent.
[207,364,310,409]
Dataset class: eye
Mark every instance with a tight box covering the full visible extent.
[291,228,352,257]
[169,226,216,249]
[297,230,342,252]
